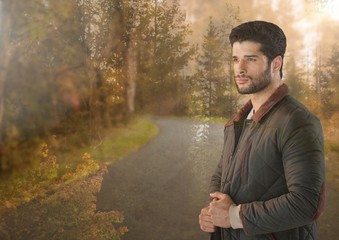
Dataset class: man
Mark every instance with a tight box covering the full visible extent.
[199,21,326,239]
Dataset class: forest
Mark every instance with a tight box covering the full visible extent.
[0,0,339,239]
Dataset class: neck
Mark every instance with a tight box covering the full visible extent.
[250,78,282,112]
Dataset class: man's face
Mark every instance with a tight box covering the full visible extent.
[232,41,272,94]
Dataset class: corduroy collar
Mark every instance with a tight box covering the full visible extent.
[226,83,289,126]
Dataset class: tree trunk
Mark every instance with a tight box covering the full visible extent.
[125,39,137,114]
[0,0,13,172]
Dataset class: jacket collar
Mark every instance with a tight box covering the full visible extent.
[226,83,289,126]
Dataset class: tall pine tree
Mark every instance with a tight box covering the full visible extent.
[192,17,225,117]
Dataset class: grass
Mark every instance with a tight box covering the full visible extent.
[0,116,159,212]
[90,117,159,164]
[0,116,159,239]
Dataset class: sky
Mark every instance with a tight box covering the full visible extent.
[180,0,339,75]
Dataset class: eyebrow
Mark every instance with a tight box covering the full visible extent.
[244,55,259,58]
[232,54,260,58]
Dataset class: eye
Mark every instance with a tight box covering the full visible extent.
[247,57,256,62]
[232,58,239,63]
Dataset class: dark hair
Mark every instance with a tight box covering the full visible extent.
[229,21,286,78]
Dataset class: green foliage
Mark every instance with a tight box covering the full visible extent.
[322,43,339,115]
[0,0,197,172]
[0,142,123,239]
[0,144,99,210]
[284,56,310,101]
[0,117,157,209]
[1,0,134,173]
[0,0,92,172]
[135,0,195,113]
[0,117,158,239]
[189,6,240,118]
[191,17,226,117]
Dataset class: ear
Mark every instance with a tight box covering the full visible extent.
[272,56,283,73]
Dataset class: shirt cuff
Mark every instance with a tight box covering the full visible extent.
[229,204,243,229]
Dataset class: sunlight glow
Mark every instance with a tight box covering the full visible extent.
[321,0,339,20]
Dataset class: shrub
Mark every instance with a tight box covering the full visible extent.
[1,144,127,239]
[3,166,127,240]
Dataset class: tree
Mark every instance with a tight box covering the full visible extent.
[321,43,339,117]
[0,0,91,172]
[0,0,14,172]
[190,3,240,118]
[219,3,241,117]
[84,0,139,115]
[82,0,194,116]
[191,17,225,117]
[284,55,309,101]
[136,0,194,114]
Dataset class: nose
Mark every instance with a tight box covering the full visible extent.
[235,59,247,76]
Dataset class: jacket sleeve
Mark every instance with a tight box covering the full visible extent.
[240,108,326,235]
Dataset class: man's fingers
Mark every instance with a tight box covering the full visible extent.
[199,208,213,222]
[199,215,214,225]
[199,207,216,232]
[200,224,216,233]
[209,191,226,200]
[199,214,216,233]
[201,206,210,214]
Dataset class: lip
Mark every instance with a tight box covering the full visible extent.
[235,77,249,84]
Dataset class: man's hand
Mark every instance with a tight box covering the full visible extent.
[199,206,216,233]
[208,192,235,228]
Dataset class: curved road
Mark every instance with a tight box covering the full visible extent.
[96,117,338,240]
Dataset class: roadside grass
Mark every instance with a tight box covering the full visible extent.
[90,117,159,164]
[0,116,159,240]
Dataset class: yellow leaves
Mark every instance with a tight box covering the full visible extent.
[40,143,49,158]
[1,123,144,239]
[118,226,129,235]
[60,172,73,182]
[82,152,91,160]
[1,144,99,214]
[81,152,98,170]
[4,201,13,209]
[326,112,339,141]
[74,153,100,178]
[37,143,59,181]
[3,167,127,239]
[22,191,33,203]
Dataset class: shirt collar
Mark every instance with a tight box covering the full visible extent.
[247,108,254,120]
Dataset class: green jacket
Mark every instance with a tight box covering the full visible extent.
[210,84,326,240]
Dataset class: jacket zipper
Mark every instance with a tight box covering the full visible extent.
[221,123,245,193]
[241,139,252,184]
[222,120,252,190]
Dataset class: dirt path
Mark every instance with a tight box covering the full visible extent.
[96,117,338,240]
